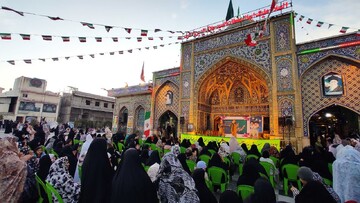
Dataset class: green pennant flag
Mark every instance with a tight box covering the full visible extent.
[226,0,234,21]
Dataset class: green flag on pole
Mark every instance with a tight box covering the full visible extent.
[226,0,234,21]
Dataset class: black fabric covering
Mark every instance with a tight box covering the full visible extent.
[60,146,77,178]
[192,168,218,203]
[295,181,336,203]
[245,177,276,203]
[111,148,158,203]
[145,150,161,166]
[177,153,191,175]
[80,138,114,203]
[219,190,242,203]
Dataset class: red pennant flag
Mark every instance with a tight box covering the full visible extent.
[137,37,142,42]
[105,26,113,32]
[20,34,30,40]
[7,60,15,65]
[42,35,52,41]
[24,59,32,64]
[124,28,132,34]
[90,54,95,58]
[1,6,24,16]
[269,0,278,14]
[140,62,145,82]
[112,37,118,42]
[0,33,11,40]
[155,29,161,32]
[62,36,70,42]
[79,37,86,42]
[141,30,148,36]
[148,37,154,40]
[48,16,63,20]
[244,33,257,46]
[81,22,95,29]
[95,37,102,42]
[78,55,83,59]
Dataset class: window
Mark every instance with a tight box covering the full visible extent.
[112,104,114,109]
[104,103,108,108]
[95,101,100,107]
[22,94,28,98]
[85,100,91,105]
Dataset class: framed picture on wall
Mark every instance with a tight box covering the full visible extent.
[323,74,344,96]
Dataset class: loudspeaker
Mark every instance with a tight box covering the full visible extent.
[180,117,185,124]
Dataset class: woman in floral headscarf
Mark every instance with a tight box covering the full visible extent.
[46,156,80,203]
[156,152,200,203]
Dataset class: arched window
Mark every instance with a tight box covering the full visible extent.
[136,107,145,133]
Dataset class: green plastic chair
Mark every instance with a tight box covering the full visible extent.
[180,146,187,154]
[199,154,211,166]
[237,185,254,201]
[112,142,118,151]
[238,163,243,175]
[164,149,171,154]
[46,182,64,203]
[231,152,242,167]
[208,149,216,156]
[73,139,80,145]
[260,161,275,187]
[186,160,196,173]
[223,157,231,167]
[144,165,150,172]
[35,175,48,203]
[246,154,259,162]
[117,142,125,152]
[207,166,229,192]
[150,143,158,151]
[328,163,333,175]
[323,177,332,187]
[281,164,302,196]
[270,156,279,168]
[205,179,213,192]
[50,149,59,158]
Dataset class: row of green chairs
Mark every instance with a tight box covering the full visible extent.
[207,166,229,193]
[237,185,254,201]
[35,174,64,203]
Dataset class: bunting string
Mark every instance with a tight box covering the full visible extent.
[0,6,185,35]
[294,12,360,34]
[1,41,181,65]
[0,32,183,42]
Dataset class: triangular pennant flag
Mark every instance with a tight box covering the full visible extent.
[159,37,164,40]
[48,16,63,20]
[128,49,133,53]
[154,29,162,32]
[90,54,95,58]
[244,33,257,46]
[62,36,70,42]
[1,6,24,16]
[110,52,115,55]
[316,21,324,27]
[39,58,45,62]
[95,37,102,42]
[79,37,86,42]
[299,15,304,21]
[7,60,15,65]
[78,55,83,59]
[24,59,32,64]
[148,37,154,40]
[137,37,142,42]
[52,58,59,61]
[328,24,334,29]
[81,22,95,29]
[119,51,124,54]
[340,27,349,33]
[124,28,132,34]
[225,0,234,21]
[20,34,30,40]
[65,57,70,60]
[141,30,148,36]
[112,37,118,42]
[0,33,11,40]
[306,18,313,24]
[140,62,145,82]
[105,26,113,32]
[145,47,149,50]
[42,35,52,41]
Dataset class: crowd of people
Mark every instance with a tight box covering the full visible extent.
[0,120,360,203]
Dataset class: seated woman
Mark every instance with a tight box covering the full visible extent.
[193,168,217,203]
[46,156,80,203]
[237,160,261,187]
[246,177,276,203]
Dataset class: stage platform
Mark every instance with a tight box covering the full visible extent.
[181,134,281,151]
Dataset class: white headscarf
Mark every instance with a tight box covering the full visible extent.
[333,145,360,202]
[73,134,93,183]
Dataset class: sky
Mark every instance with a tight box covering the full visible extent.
[0,0,359,96]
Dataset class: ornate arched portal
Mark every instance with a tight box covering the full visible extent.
[195,57,271,133]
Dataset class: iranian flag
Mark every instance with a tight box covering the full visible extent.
[79,37,86,42]
[20,34,30,40]
[42,35,52,41]
[62,36,70,42]
[1,33,11,40]
[141,29,148,36]
[143,111,151,137]
[339,27,349,33]
[95,37,102,42]
[316,21,324,27]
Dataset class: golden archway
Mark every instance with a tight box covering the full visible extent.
[196,59,270,133]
